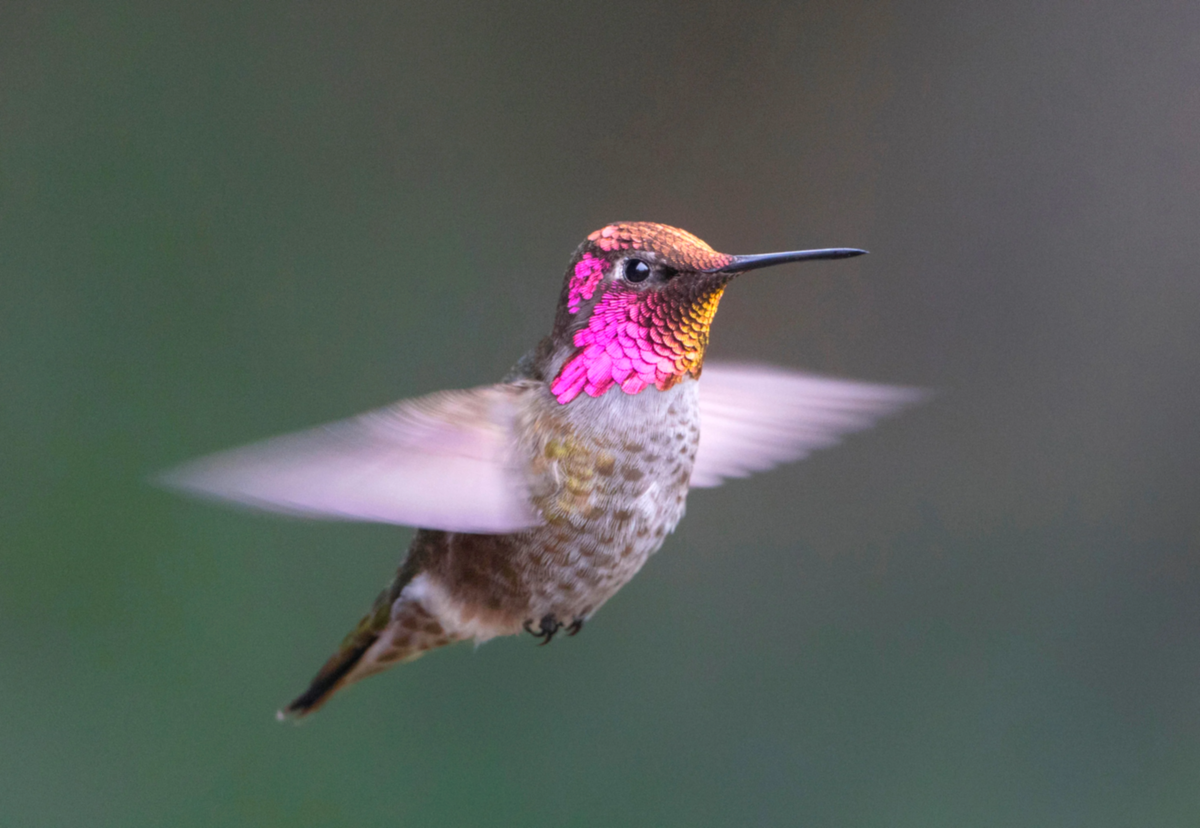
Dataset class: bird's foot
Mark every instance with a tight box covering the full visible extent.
[524,614,562,646]
[566,618,584,636]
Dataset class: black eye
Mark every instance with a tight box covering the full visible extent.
[625,259,651,283]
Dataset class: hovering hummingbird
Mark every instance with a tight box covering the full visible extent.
[161,222,921,718]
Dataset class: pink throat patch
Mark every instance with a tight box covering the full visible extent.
[550,286,722,404]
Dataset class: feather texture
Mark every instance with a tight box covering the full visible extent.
[157,386,538,533]
[158,365,922,532]
[691,363,924,488]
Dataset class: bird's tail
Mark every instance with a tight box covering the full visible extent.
[278,568,459,719]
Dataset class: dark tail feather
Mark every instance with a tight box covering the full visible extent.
[277,575,401,721]
[278,637,376,719]
[276,554,455,720]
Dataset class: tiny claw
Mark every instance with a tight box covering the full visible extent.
[566,619,584,636]
[524,614,562,645]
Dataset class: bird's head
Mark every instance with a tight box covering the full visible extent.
[548,222,864,404]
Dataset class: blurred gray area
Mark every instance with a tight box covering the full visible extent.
[3,2,1199,825]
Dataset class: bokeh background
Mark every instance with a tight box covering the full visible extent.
[4,2,1200,825]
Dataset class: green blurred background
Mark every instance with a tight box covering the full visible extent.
[4,1,1199,825]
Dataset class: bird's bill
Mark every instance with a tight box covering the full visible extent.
[702,248,867,274]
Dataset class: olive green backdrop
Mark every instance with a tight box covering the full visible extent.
[3,2,1199,825]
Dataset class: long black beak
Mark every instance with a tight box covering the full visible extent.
[702,247,867,274]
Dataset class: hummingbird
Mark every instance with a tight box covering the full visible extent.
[161,222,922,718]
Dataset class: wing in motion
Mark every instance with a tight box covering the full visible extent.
[156,385,539,534]
[692,363,924,488]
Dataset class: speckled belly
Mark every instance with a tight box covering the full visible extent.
[415,382,701,639]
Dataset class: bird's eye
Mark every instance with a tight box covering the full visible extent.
[625,259,651,283]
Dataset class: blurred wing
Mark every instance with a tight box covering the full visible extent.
[157,385,539,533]
[692,363,925,488]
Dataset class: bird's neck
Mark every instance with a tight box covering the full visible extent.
[533,374,701,453]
